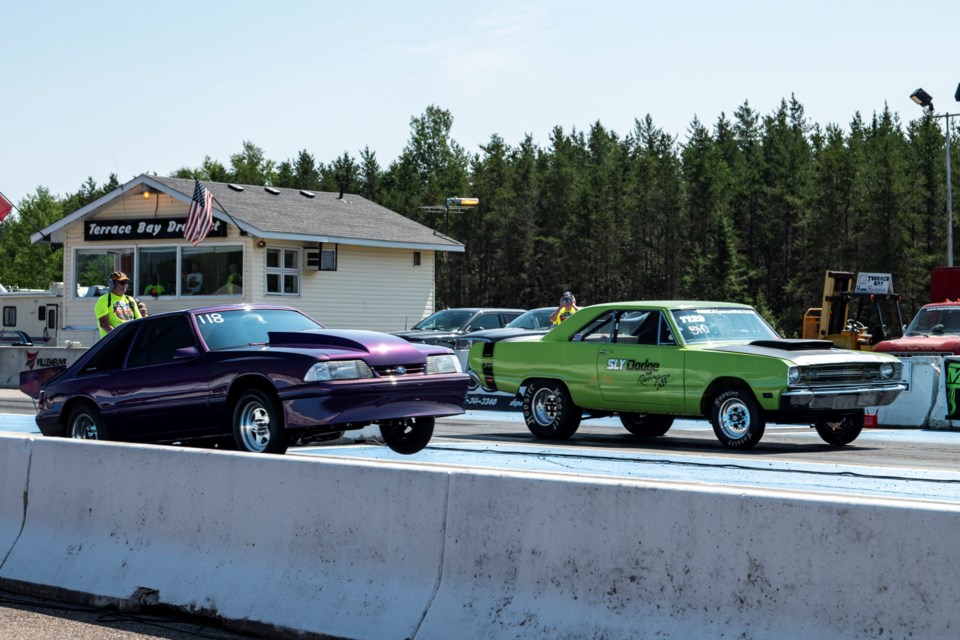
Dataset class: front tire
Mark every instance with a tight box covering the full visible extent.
[522,380,582,440]
[620,413,674,437]
[380,417,434,454]
[815,411,864,446]
[710,388,765,449]
[232,389,288,454]
[67,403,109,440]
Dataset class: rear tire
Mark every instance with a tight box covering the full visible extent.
[815,411,864,446]
[522,380,582,440]
[619,413,674,437]
[67,403,109,440]
[232,388,288,454]
[380,417,434,454]
[709,388,765,449]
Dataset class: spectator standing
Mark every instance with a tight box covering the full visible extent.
[95,272,146,338]
[549,291,580,326]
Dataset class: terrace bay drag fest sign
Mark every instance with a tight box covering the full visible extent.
[84,218,227,241]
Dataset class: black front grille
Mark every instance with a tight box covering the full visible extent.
[372,364,425,376]
[799,364,889,386]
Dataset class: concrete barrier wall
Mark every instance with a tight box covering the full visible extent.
[0,438,450,639]
[0,435,31,564]
[3,436,960,639]
[421,473,960,639]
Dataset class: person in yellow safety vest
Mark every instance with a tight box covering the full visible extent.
[95,272,147,338]
[226,263,243,294]
[549,290,580,326]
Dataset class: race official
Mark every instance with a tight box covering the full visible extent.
[96,272,147,338]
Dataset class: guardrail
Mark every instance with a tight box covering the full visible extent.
[2,434,960,639]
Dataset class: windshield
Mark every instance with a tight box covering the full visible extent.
[904,306,960,337]
[412,309,473,331]
[196,308,323,350]
[670,307,779,345]
[506,308,553,330]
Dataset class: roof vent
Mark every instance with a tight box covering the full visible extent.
[265,187,280,195]
[228,184,244,192]
[300,190,315,198]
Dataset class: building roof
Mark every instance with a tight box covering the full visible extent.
[32,174,464,252]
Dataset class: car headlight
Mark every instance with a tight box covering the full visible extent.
[879,362,896,380]
[426,354,462,374]
[305,360,373,381]
[787,366,801,385]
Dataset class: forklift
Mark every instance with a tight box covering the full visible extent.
[801,271,905,351]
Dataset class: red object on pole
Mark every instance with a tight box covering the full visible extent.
[0,192,12,224]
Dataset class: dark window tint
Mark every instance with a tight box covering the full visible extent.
[470,314,503,331]
[2,307,14,327]
[81,323,138,373]
[127,316,197,368]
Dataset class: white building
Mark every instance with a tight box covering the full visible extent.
[30,174,464,345]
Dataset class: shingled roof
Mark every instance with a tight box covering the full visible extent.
[32,174,463,252]
[151,176,463,252]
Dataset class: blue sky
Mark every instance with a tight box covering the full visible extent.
[2,0,957,207]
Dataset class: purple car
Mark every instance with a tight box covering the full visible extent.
[19,305,469,455]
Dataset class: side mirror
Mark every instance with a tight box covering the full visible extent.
[172,346,200,360]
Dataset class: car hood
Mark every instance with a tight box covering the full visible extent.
[456,327,550,344]
[874,335,960,354]
[705,339,895,365]
[392,329,461,342]
[266,329,438,364]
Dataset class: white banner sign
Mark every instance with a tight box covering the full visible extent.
[855,272,893,294]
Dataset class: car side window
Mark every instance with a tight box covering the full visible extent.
[80,322,138,373]
[577,312,615,343]
[470,314,503,331]
[127,316,197,368]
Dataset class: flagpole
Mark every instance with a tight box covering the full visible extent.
[210,194,247,237]
[0,189,49,238]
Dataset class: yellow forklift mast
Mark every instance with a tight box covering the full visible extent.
[801,271,905,350]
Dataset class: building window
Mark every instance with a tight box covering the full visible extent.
[138,247,177,298]
[413,251,421,266]
[320,244,337,271]
[2,307,14,327]
[181,246,244,296]
[266,248,300,295]
[74,248,135,298]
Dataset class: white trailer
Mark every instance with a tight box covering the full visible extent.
[0,283,63,346]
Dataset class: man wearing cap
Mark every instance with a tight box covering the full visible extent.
[95,272,147,338]
[549,291,580,326]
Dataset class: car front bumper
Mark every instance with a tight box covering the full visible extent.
[779,383,906,412]
[279,373,470,429]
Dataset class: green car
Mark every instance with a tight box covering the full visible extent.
[468,301,906,449]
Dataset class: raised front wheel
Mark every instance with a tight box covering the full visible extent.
[815,411,864,446]
[380,417,434,454]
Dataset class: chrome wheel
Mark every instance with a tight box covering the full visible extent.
[237,400,272,452]
[717,396,751,440]
[70,413,99,439]
[531,386,560,427]
[232,388,287,454]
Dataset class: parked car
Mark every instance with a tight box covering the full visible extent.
[19,305,469,455]
[453,306,556,375]
[469,301,906,449]
[393,307,526,349]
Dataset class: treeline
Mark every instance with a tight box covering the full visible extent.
[2,99,956,335]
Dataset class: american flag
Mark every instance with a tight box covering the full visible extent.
[0,191,12,224]
[183,179,215,246]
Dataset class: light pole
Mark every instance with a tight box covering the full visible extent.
[420,197,479,238]
[910,85,960,266]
